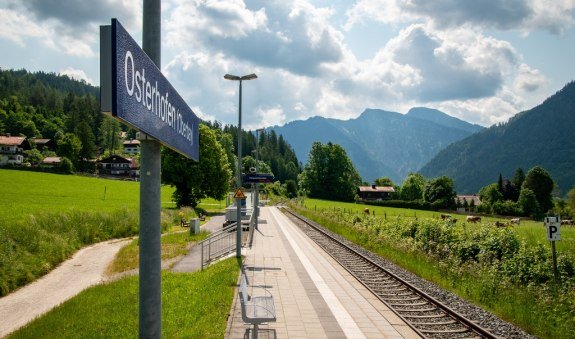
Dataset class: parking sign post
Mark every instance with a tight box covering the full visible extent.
[544,216,561,284]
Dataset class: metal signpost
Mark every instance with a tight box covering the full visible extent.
[100,2,199,337]
[544,216,561,284]
[243,173,275,183]
[224,73,257,258]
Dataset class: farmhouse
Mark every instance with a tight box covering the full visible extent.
[29,138,55,151]
[357,185,395,201]
[97,155,139,177]
[123,139,141,154]
[456,195,482,206]
[0,134,30,166]
[42,156,61,167]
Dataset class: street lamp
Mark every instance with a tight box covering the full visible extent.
[224,73,257,258]
[254,128,264,229]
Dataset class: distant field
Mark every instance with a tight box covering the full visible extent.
[303,198,575,253]
[0,169,176,222]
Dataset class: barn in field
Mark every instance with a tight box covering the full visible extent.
[357,185,395,201]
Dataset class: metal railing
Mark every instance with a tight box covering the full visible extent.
[200,212,256,270]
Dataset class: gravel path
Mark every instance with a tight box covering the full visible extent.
[0,238,131,337]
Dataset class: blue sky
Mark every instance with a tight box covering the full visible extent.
[0,0,574,130]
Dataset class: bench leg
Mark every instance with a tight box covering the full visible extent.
[253,323,258,339]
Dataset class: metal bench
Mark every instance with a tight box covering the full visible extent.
[238,273,276,339]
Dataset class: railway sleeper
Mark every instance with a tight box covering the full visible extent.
[389,301,429,307]
[377,291,412,297]
[420,327,472,334]
[403,313,446,319]
[394,307,438,313]
[411,320,457,326]
[384,296,421,302]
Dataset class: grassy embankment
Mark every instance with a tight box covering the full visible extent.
[295,198,575,338]
[0,169,220,295]
[10,257,241,338]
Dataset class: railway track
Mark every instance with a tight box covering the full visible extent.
[283,208,497,339]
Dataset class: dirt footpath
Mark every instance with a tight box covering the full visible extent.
[0,238,131,337]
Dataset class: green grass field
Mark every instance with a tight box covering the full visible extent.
[303,198,575,254]
[0,169,226,296]
[10,258,241,339]
[0,169,175,222]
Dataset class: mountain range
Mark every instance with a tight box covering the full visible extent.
[269,107,483,184]
[421,81,575,194]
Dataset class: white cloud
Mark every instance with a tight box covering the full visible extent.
[59,67,93,84]
[166,0,345,76]
[345,0,575,34]
[0,8,47,45]
[513,63,548,92]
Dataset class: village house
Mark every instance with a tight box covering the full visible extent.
[29,138,55,152]
[97,155,139,177]
[0,134,30,166]
[357,185,395,201]
[123,139,141,154]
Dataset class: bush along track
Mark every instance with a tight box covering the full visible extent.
[290,203,575,338]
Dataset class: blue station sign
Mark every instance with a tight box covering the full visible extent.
[243,173,275,183]
[100,19,199,160]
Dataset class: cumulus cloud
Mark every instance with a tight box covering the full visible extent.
[20,0,140,31]
[166,0,345,76]
[59,67,93,83]
[346,0,575,35]
[0,8,47,45]
[384,25,519,101]
[0,0,140,58]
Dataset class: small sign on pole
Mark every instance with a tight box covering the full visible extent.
[545,216,561,241]
[544,216,561,284]
[234,188,247,200]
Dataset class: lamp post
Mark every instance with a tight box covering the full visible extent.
[255,128,264,229]
[224,73,257,258]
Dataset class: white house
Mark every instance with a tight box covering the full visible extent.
[0,135,29,166]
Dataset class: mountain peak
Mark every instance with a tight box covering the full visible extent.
[406,107,483,134]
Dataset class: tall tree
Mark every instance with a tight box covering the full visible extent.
[161,124,231,208]
[512,168,525,201]
[497,173,504,194]
[299,141,361,202]
[479,183,504,206]
[374,177,394,186]
[522,166,554,213]
[400,173,426,201]
[567,187,575,215]
[57,133,81,164]
[423,176,456,209]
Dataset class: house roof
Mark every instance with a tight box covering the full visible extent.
[358,186,395,193]
[31,138,52,145]
[123,139,141,146]
[42,157,61,164]
[99,155,131,164]
[456,195,482,205]
[0,135,26,146]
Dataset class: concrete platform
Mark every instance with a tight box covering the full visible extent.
[225,206,421,339]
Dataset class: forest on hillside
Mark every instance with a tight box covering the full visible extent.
[0,68,301,184]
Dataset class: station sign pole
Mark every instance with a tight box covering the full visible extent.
[101,0,199,336]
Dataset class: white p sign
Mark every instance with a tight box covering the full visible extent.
[544,217,561,241]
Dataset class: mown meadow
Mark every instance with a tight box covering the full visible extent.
[294,198,575,338]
